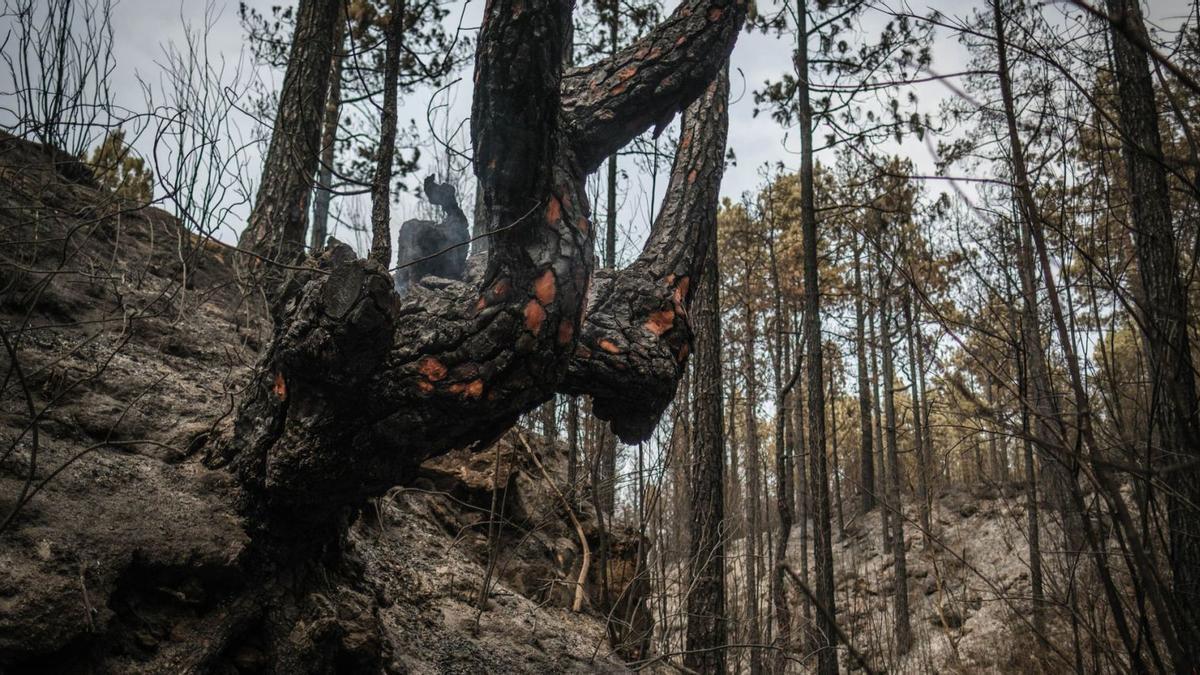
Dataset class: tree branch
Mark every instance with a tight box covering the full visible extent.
[559,0,745,172]
[561,64,730,442]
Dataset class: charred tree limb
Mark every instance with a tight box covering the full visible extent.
[560,0,745,172]
[560,69,730,442]
[210,0,744,543]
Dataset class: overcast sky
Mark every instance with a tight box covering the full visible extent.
[5,0,1194,258]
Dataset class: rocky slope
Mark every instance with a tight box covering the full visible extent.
[0,132,630,673]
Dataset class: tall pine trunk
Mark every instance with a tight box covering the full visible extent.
[795,3,837,669]
[309,7,345,251]
[902,291,931,547]
[854,236,875,512]
[239,0,341,274]
[1104,0,1200,652]
[878,258,911,654]
[741,287,764,675]
[369,0,404,266]
[685,183,728,674]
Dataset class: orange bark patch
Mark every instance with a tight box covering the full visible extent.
[577,216,589,234]
[644,309,675,336]
[465,379,485,398]
[273,372,287,400]
[558,319,575,344]
[677,343,690,362]
[417,380,434,393]
[524,299,546,335]
[611,82,628,96]
[599,338,621,354]
[418,356,447,382]
[707,6,723,21]
[687,169,698,184]
[675,35,686,46]
[674,276,691,305]
[490,278,512,300]
[475,296,487,314]
[534,269,556,305]
[617,64,638,81]
[680,130,693,150]
[448,379,485,399]
[546,195,562,224]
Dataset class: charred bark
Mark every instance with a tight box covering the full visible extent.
[239,0,340,271]
[684,66,730,674]
[210,0,746,550]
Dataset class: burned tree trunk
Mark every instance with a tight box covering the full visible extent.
[795,2,838,669]
[210,0,746,553]
[684,66,731,674]
[1104,0,1200,653]
[853,237,875,512]
[239,0,340,270]
[369,0,403,266]
[309,5,345,251]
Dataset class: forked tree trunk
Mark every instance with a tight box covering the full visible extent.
[210,0,747,552]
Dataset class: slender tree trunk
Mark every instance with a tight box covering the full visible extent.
[742,292,764,675]
[869,274,890,554]
[854,237,875,512]
[792,331,813,625]
[309,7,345,252]
[829,373,845,540]
[768,237,793,672]
[598,0,621,520]
[993,2,1172,667]
[987,376,1009,484]
[879,263,911,654]
[1018,338,1046,636]
[567,396,579,494]
[1104,0,1200,653]
[239,0,341,273]
[685,168,728,673]
[795,4,837,669]
[902,291,931,547]
[369,0,404,265]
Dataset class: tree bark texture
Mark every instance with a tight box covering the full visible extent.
[239,0,340,269]
[684,66,730,675]
[369,0,403,266]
